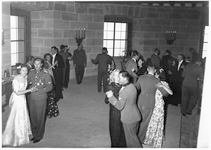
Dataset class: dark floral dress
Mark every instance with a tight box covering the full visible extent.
[44,61,60,118]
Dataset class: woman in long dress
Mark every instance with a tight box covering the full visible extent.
[44,53,59,118]
[143,70,173,148]
[2,65,37,147]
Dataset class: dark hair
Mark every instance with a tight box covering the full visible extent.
[60,44,66,50]
[154,48,160,55]
[178,54,185,60]
[26,56,34,62]
[51,46,59,53]
[119,70,133,84]
[34,57,44,66]
[166,50,171,55]
[44,53,52,61]
[102,47,108,53]
[131,50,139,57]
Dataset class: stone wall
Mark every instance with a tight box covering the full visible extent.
[2,2,11,75]
[30,2,208,79]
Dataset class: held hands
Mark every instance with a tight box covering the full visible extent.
[106,90,113,98]
[30,86,38,92]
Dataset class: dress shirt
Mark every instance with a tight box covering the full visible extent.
[177,60,183,71]
[52,53,56,66]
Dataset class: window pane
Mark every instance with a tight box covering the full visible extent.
[18,17,25,28]
[11,53,18,66]
[18,52,25,63]
[106,22,114,31]
[107,48,113,56]
[121,31,126,39]
[115,31,121,39]
[106,40,113,49]
[11,42,18,53]
[114,48,124,57]
[10,16,18,28]
[107,31,114,39]
[18,41,25,53]
[115,40,121,49]
[116,23,122,31]
[11,29,24,40]
[10,29,18,40]
[121,23,127,32]
[18,29,24,40]
[120,41,126,49]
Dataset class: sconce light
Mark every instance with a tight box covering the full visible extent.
[165,30,176,45]
[75,28,86,46]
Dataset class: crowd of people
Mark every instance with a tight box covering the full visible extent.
[105,47,205,148]
[2,43,87,146]
[2,44,205,147]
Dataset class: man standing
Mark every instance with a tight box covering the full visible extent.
[51,46,65,102]
[91,47,114,93]
[181,59,203,116]
[59,45,72,88]
[28,58,53,143]
[135,62,159,143]
[125,50,139,83]
[171,54,187,105]
[151,48,161,69]
[73,43,87,84]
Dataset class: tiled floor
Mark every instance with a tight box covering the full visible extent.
[2,76,181,148]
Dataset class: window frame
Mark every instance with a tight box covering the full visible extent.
[10,7,31,65]
[104,16,132,57]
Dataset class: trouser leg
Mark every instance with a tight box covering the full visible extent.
[181,86,189,115]
[97,72,103,92]
[123,122,142,147]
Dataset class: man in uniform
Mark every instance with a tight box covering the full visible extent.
[27,58,53,143]
[73,43,87,84]
[91,47,114,93]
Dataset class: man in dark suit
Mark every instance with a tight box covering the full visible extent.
[171,54,187,105]
[91,47,114,93]
[151,48,161,69]
[73,43,87,84]
[181,59,203,116]
[51,46,65,102]
[135,62,160,143]
[125,50,139,83]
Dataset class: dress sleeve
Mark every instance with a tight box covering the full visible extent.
[12,77,20,93]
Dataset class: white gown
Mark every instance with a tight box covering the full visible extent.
[2,75,32,147]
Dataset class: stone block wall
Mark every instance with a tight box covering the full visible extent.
[2,2,11,75]
[29,2,208,79]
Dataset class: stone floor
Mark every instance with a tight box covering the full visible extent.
[2,76,181,148]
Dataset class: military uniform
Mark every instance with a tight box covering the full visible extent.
[27,69,53,142]
[91,53,113,92]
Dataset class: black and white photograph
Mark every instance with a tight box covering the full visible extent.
[1,0,211,148]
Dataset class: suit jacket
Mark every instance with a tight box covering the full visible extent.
[135,74,160,142]
[125,58,138,81]
[173,60,187,84]
[151,54,161,69]
[92,53,113,72]
[108,83,141,124]
[52,53,65,69]
[73,49,87,67]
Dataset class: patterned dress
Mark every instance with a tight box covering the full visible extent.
[143,87,166,148]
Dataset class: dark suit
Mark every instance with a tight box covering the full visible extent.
[181,63,203,115]
[171,60,187,105]
[125,58,138,83]
[151,54,161,69]
[52,53,65,102]
[73,49,87,84]
[108,84,142,147]
[28,69,53,142]
[92,53,113,92]
[135,74,160,143]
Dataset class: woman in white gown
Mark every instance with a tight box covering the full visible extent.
[2,65,37,147]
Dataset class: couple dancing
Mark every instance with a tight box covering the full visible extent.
[2,58,53,147]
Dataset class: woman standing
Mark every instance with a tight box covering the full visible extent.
[106,71,141,147]
[143,70,173,148]
[2,65,37,147]
[105,69,126,147]
[44,53,59,118]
